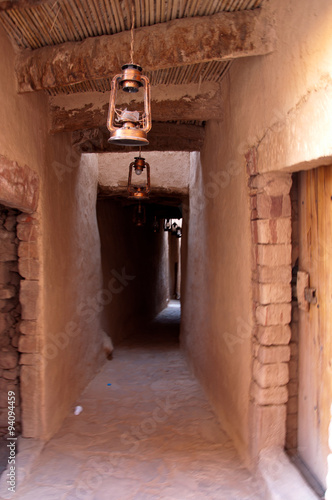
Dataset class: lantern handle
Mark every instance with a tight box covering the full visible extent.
[127,160,150,197]
[145,162,151,194]
[107,74,121,133]
[140,75,152,134]
[127,161,135,195]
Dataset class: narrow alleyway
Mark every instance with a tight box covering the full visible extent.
[13,302,265,499]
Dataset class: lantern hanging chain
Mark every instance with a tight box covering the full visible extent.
[130,0,135,64]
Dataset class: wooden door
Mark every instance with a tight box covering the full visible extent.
[298,165,332,488]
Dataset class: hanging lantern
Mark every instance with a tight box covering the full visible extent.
[127,156,150,199]
[107,64,152,146]
[133,201,146,227]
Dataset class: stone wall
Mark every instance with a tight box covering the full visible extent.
[0,205,21,436]
[248,161,293,458]
[0,205,42,438]
[17,212,41,437]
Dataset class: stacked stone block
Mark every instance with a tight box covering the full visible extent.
[247,157,293,456]
[16,213,41,438]
[0,205,22,436]
[0,155,40,438]
[0,205,41,438]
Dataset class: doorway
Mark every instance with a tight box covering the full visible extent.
[293,165,332,492]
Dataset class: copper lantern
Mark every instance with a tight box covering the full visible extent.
[107,63,151,146]
[127,156,150,199]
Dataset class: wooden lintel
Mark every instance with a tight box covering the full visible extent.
[16,9,275,93]
[72,123,205,153]
[50,83,223,133]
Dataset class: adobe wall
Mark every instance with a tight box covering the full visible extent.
[225,0,332,462]
[181,144,253,462]
[41,151,106,438]
[0,25,106,439]
[181,0,332,465]
[224,0,332,174]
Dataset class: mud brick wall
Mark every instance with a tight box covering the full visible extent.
[0,205,21,436]
[248,165,293,457]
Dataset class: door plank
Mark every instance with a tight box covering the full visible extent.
[298,165,332,488]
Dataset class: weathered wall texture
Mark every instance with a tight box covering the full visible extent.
[0,24,106,440]
[225,0,332,463]
[224,0,332,174]
[0,32,47,174]
[98,151,190,196]
[181,144,253,462]
[41,151,106,438]
[97,198,169,345]
[0,23,45,438]
[50,82,222,132]
[181,0,332,465]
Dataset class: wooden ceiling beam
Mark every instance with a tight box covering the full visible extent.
[16,9,275,93]
[50,82,223,133]
[72,122,205,153]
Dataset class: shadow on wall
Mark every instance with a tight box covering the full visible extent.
[97,198,169,345]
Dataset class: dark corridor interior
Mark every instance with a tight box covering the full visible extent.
[96,197,183,348]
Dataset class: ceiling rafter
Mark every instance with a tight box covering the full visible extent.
[16,9,275,93]
[0,0,265,48]
[49,82,224,133]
